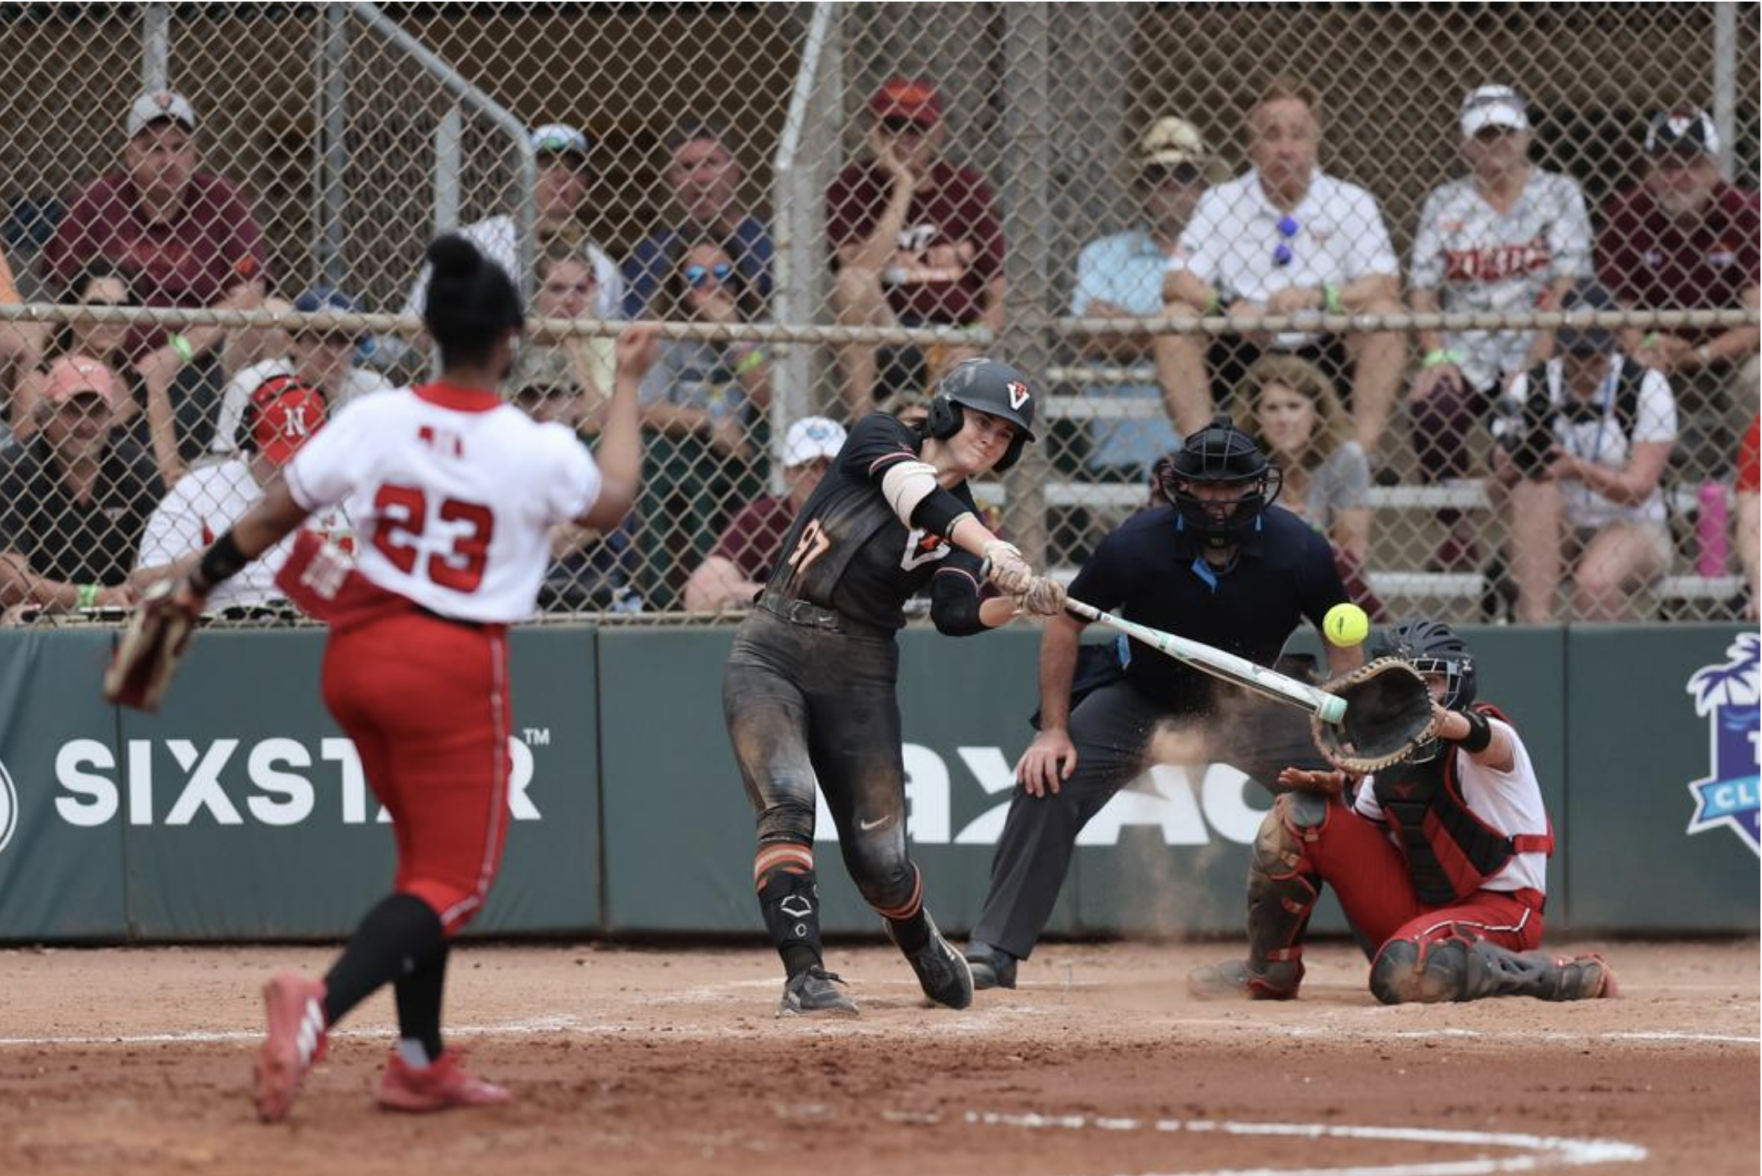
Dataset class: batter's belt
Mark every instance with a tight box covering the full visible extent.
[756,592,895,640]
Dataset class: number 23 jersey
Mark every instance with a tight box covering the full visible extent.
[283,382,601,623]
[766,412,984,632]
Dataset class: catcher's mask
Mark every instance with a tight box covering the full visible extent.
[1160,414,1283,549]
[1371,618,1476,763]
[926,357,1037,472]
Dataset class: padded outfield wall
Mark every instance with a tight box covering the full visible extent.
[0,624,1754,942]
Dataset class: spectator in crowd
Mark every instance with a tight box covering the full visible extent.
[0,241,46,441]
[682,415,846,612]
[506,351,640,613]
[1071,116,1222,481]
[209,287,391,456]
[637,240,772,609]
[218,294,294,391]
[1409,85,1594,572]
[1241,354,1386,620]
[44,90,269,483]
[625,117,773,318]
[402,123,624,337]
[523,240,616,425]
[827,78,1005,420]
[1495,284,1677,623]
[0,356,161,616]
[12,259,142,444]
[1738,412,1759,621]
[1599,107,1760,470]
[133,380,344,609]
[1159,77,1405,457]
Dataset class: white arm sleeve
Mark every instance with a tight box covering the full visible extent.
[879,459,941,527]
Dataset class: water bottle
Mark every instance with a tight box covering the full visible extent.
[1696,481,1730,576]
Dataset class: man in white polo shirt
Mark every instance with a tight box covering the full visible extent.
[1159,78,1406,457]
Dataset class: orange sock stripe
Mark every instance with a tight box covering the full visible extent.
[753,844,814,885]
[872,865,924,921]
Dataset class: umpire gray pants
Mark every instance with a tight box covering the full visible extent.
[971,677,1325,961]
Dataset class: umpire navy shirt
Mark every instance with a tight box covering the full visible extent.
[1068,503,1347,713]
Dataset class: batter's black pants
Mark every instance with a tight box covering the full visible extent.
[722,609,920,914]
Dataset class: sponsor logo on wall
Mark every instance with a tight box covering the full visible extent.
[1684,634,1760,857]
[0,757,17,856]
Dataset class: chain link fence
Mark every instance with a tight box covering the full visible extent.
[0,2,1756,627]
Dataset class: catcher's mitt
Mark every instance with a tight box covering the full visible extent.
[1310,657,1438,773]
[102,580,198,712]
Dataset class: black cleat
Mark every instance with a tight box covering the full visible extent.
[965,942,1017,991]
[889,913,974,1010]
[1187,958,1303,1001]
[778,966,859,1017]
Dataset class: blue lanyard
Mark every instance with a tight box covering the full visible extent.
[1565,364,1619,465]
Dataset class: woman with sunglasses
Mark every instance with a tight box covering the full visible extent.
[12,259,144,444]
[635,239,772,609]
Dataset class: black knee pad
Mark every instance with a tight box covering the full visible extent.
[1370,937,1468,1005]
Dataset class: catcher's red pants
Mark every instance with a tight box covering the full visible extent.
[1303,799,1545,954]
[322,607,512,936]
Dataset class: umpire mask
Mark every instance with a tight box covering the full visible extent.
[1160,415,1283,550]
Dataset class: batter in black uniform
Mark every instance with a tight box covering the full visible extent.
[724,358,1067,1017]
[964,416,1362,989]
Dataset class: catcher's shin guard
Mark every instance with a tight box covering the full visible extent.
[1370,935,1618,1004]
[1242,793,1325,996]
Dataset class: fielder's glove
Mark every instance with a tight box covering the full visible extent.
[1310,658,1438,773]
[981,540,1034,595]
[103,579,201,713]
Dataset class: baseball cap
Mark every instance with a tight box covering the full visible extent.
[42,355,120,407]
[1645,107,1720,158]
[292,286,361,337]
[1555,282,1619,356]
[1459,85,1529,137]
[782,416,847,468]
[125,90,196,138]
[1138,116,1210,169]
[531,123,593,161]
[251,381,326,466]
[870,78,942,128]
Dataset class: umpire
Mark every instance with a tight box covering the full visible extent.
[965,415,1363,989]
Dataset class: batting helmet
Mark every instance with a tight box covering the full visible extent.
[1159,414,1283,549]
[925,357,1037,472]
[1371,617,1477,710]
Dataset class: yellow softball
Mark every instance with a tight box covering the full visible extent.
[1323,603,1370,647]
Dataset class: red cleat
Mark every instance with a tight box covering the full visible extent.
[253,971,328,1123]
[378,1050,512,1113]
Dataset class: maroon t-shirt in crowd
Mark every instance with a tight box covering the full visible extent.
[1597,180,1759,343]
[826,159,1004,325]
[44,172,268,357]
[712,494,796,582]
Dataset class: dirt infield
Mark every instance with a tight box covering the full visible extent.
[0,938,1754,1176]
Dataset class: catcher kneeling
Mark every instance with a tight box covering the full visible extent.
[1191,618,1616,1005]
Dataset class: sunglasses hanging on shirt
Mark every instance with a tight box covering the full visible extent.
[1272,215,1300,267]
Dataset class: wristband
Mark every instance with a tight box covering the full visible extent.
[1204,292,1222,315]
[1693,344,1714,368]
[191,530,249,594]
[1451,708,1493,753]
[1421,349,1463,370]
[76,583,100,609]
[1322,284,1345,315]
[167,333,195,365]
[732,346,768,376]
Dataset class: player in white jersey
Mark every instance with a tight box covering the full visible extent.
[1190,619,1615,1006]
[1408,85,1594,571]
[157,235,657,1121]
[134,379,347,609]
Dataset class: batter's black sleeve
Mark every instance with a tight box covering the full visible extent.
[928,556,988,636]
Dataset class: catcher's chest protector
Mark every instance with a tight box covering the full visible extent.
[1372,704,1553,906]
